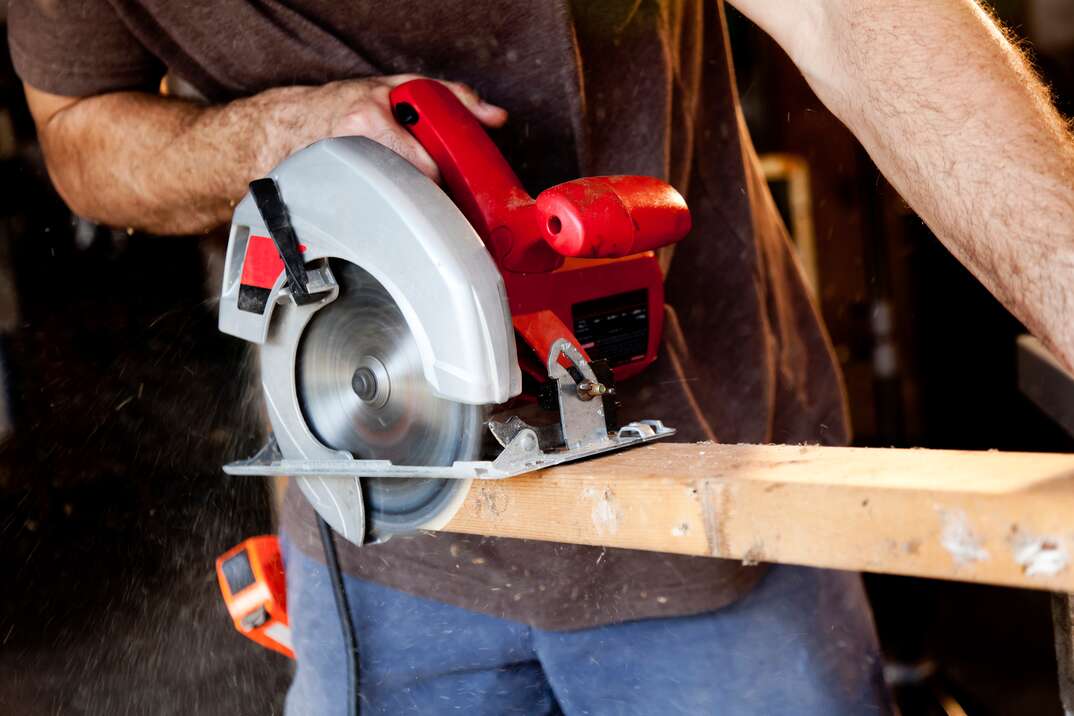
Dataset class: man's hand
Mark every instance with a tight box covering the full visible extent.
[728,0,1074,371]
[255,76,507,181]
[24,75,507,235]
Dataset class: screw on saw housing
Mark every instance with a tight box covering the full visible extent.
[248,177,324,305]
[565,364,608,402]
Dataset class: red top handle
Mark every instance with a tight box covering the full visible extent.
[389,79,689,269]
[389,79,562,272]
[389,79,523,239]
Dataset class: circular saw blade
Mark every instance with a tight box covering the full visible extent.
[297,261,485,538]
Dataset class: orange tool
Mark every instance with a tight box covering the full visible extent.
[215,536,294,659]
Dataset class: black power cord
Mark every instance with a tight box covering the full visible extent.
[250,174,360,713]
[316,514,360,716]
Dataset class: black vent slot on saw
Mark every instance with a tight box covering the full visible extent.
[572,289,649,367]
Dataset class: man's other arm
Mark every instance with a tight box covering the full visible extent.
[24,78,506,235]
[726,0,1074,371]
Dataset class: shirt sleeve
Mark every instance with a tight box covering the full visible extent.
[8,0,166,97]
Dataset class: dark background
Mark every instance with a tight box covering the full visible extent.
[2,1,1074,714]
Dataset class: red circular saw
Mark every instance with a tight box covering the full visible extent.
[217,79,691,544]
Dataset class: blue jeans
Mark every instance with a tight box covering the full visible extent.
[282,537,891,715]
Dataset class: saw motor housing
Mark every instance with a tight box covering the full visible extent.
[389,80,690,385]
[218,79,690,545]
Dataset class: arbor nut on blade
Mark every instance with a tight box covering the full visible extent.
[576,380,608,401]
[351,355,391,409]
[351,367,377,401]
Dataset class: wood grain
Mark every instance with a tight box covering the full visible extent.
[441,442,1074,591]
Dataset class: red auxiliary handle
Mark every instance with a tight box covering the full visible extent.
[388,80,691,272]
[536,176,692,258]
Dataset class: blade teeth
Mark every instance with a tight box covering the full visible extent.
[294,260,486,535]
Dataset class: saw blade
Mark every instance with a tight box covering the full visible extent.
[296,261,485,537]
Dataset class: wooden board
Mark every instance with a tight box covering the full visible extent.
[441,442,1074,592]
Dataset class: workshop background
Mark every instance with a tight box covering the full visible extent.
[2,2,1073,714]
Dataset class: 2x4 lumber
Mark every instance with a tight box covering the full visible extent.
[442,442,1074,592]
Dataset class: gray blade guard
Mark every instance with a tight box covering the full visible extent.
[219,137,521,541]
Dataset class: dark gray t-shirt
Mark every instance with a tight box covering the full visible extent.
[9,0,849,630]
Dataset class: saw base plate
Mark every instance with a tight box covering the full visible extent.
[225,420,675,481]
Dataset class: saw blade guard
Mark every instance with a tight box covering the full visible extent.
[219,136,521,407]
[219,137,521,541]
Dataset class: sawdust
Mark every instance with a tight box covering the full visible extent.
[741,541,766,566]
[1008,527,1069,577]
[585,486,622,536]
[938,507,990,566]
[471,485,509,519]
[697,480,729,557]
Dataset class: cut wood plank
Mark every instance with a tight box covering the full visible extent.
[441,442,1074,592]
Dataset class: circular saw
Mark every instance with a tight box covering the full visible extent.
[218,79,691,545]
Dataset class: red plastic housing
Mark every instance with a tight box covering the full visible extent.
[388,79,562,273]
[505,256,664,383]
[388,79,690,382]
[241,234,306,290]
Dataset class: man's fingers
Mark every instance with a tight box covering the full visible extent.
[377,128,440,182]
[436,80,509,128]
[380,74,425,88]
[331,105,440,181]
[381,75,508,128]
[330,74,509,181]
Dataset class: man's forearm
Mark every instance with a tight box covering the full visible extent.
[28,76,506,236]
[730,0,1074,370]
[39,90,278,234]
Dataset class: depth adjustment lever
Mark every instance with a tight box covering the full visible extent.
[249,177,322,305]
